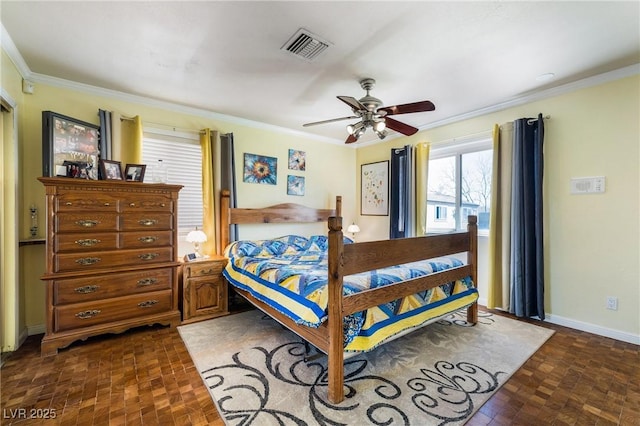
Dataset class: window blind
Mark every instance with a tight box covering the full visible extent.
[142,132,203,232]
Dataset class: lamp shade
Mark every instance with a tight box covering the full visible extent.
[347,224,360,234]
[186,229,207,243]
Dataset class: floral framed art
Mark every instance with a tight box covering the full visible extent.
[287,175,305,196]
[361,160,389,216]
[243,153,277,185]
[288,149,306,171]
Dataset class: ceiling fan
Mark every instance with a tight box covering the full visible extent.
[303,78,435,144]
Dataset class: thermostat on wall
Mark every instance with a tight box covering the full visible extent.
[570,176,605,194]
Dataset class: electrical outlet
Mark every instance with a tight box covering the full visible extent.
[606,296,618,310]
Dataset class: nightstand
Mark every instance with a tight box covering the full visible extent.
[181,255,229,323]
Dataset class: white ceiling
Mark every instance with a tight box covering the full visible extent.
[2,1,639,144]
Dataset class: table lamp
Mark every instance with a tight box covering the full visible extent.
[186,227,207,258]
[347,223,360,241]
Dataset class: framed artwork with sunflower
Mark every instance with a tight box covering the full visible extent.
[243,153,278,185]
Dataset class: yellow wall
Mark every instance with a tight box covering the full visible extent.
[4,67,356,337]
[3,41,638,345]
[356,75,640,340]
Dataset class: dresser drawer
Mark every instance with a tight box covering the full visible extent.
[55,247,174,273]
[56,232,118,252]
[53,268,173,304]
[121,196,174,213]
[54,290,173,332]
[185,259,227,278]
[120,231,173,249]
[56,193,119,212]
[56,213,119,233]
[121,213,173,231]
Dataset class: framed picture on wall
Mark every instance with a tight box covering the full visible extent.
[42,111,100,179]
[361,160,389,216]
[287,175,305,196]
[243,153,277,185]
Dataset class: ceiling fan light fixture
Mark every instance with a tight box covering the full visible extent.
[373,120,386,132]
[346,124,355,135]
[375,129,388,139]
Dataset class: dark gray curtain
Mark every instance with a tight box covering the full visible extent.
[510,114,545,319]
[98,109,112,160]
[389,145,414,239]
[220,132,238,241]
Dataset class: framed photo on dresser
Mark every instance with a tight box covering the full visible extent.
[42,111,100,179]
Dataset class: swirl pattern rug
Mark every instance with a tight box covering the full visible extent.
[178,309,554,425]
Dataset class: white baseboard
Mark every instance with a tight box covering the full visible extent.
[27,324,46,336]
[477,297,639,345]
[545,313,639,345]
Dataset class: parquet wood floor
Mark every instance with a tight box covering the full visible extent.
[1,308,638,425]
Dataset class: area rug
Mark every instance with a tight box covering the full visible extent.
[178,309,554,425]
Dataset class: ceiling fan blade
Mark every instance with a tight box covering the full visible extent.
[345,134,359,144]
[303,116,359,127]
[378,100,435,116]
[385,117,419,136]
[337,96,367,112]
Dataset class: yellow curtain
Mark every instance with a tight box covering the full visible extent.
[487,123,513,309]
[200,129,219,256]
[113,115,142,165]
[414,142,430,236]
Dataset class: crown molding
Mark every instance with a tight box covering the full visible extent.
[29,72,344,146]
[1,23,30,77]
[3,21,637,149]
[418,63,640,132]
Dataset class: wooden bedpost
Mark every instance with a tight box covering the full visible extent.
[220,190,230,251]
[327,196,344,403]
[467,215,478,324]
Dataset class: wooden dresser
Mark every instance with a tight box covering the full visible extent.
[38,177,183,356]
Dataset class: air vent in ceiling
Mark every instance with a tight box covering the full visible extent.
[281,28,331,62]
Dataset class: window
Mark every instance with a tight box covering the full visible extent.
[426,136,492,233]
[142,130,203,234]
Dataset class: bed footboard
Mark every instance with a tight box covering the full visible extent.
[219,190,478,404]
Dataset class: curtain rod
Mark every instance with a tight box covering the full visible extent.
[120,115,205,135]
[528,114,551,124]
[423,129,493,148]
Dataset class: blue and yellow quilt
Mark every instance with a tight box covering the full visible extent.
[223,235,478,352]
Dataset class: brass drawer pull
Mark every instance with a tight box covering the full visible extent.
[136,278,158,286]
[75,257,101,266]
[75,309,101,319]
[104,202,111,206]
[65,202,73,206]
[75,219,99,228]
[129,203,136,207]
[75,238,101,247]
[138,253,159,261]
[74,285,100,294]
[160,203,166,207]
[199,269,214,275]
[138,219,158,226]
[138,236,157,243]
[138,300,158,308]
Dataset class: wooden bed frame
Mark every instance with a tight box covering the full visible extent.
[219,190,478,404]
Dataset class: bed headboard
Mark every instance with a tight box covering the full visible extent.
[220,190,342,249]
